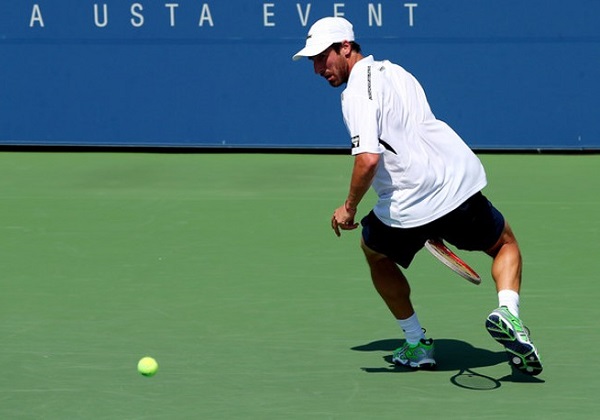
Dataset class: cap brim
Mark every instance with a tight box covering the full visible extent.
[292,41,333,61]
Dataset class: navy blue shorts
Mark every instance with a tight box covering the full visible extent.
[360,192,505,268]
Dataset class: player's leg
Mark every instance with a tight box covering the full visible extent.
[359,212,435,369]
[485,222,522,295]
[360,240,435,369]
[485,222,543,375]
[437,193,543,375]
[360,239,414,320]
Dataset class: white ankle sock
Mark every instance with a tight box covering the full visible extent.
[498,289,520,317]
[397,313,425,344]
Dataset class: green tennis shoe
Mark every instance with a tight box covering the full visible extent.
[485,306,543,376]
[392,338,436,369]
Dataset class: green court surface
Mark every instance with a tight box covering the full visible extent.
[1,152,598,419]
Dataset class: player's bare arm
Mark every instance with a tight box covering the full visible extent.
[331,152,380,236]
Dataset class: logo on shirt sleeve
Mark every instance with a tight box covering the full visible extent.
[351,135,360,148]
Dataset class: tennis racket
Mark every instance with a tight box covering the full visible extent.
[424,239,481,285]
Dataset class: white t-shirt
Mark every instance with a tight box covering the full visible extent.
[342,56,487,228]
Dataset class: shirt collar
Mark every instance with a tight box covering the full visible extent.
[349,55,375,82]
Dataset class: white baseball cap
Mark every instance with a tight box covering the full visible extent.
[292,17,355,61]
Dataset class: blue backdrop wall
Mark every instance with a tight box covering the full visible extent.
[1,1,598,150]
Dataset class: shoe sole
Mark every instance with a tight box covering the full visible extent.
[486,313,543,376]
[392,358,437,370]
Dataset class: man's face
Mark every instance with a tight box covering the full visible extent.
[310,46,349,87]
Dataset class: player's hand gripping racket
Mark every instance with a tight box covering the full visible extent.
[424,239,481,285]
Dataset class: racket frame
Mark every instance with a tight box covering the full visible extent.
[424,239,481,285]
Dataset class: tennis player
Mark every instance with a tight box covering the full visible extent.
[293,17,543,375]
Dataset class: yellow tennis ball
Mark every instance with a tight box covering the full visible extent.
[137,356,158,377]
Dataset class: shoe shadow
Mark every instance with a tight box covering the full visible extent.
[351,338,545,388]
[352,338,505,372]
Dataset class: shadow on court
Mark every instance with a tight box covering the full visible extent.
[352,338,545,389]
